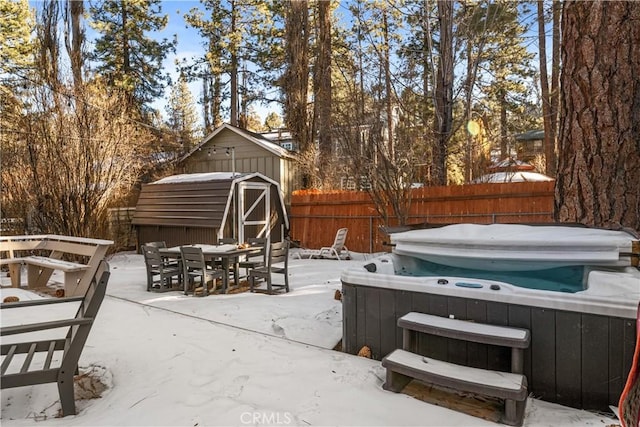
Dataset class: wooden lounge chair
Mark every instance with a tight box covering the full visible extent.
[0,261,110,417]
[248,240,290,294]
[295,228,350,260]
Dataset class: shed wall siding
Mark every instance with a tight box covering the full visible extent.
[180,127,299,205]
[138,225,218,248]
[133,174,289,248]
[341,282,636,411]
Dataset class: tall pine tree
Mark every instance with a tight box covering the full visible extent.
[166,73,200,152]
[89,0,176,108]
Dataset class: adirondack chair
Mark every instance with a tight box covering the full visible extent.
[0,260,110,416]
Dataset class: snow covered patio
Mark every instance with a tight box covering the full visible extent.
[1,251,620,426]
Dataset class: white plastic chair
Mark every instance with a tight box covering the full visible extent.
[295,228,350,260]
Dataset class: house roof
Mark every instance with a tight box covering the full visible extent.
[472,171,554,184]
[515,129,545,141]
[180,123,296,162]
[488,158,535,172]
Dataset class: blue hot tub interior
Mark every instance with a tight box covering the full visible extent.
[393,254,586,293]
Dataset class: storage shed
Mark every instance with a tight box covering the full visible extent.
[178,123,300,206]
[132,172,289,248]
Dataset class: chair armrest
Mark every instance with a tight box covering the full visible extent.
[1,317,93,336]
[1,296,84,310]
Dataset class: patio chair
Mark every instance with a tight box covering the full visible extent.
[248,240,290,294]
[180,246,224,297]
[215,237,239,282]
[295,228,350,260]
[238,237,267,277]
[141,244,182,292]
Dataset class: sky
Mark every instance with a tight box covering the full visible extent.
[152,1,278,125]
[25,0,551,130]
[0,247,629,426]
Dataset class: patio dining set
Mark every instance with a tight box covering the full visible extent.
[141,238,290,296]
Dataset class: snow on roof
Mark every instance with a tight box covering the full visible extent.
[151,172,246,184]
[488,158,535,171]
[472,171,554,183]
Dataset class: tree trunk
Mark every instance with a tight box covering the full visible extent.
[382,11,394,161]
[555,1,640,231]
[549,0,561,175]
[229,0,238,127]
[315,0,332,182]
[283,1,310,154]
[499,90,508,158]
[538,0,553,174]
[65,0,84,89]
[432,0,454,186]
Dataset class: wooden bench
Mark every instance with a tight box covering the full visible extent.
[0,235,112,297]
[1,261,110,416]
[382,312,530,426]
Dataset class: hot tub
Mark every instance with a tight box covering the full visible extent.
[341,224,639,411]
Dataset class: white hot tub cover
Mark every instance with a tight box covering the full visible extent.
[390,224,638,271]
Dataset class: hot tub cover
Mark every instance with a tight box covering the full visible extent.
[390,224,638,271]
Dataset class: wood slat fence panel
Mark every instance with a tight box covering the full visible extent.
[290,181,555,253]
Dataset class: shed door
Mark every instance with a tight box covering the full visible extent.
[237,182,270,243]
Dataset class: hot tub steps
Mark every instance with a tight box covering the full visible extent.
[381,312,531,426]
[383,349,527,426]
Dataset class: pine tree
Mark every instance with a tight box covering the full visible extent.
[314,0,332,180]
[166,73,200,152]
[185,0,279,130]
[264,112,283,130]
[555,1,640,231]
[89,0,176,108]
[480,3,536,159]
[0,0,35,74]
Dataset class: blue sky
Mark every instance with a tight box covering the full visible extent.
[27,0,548,128]
[155,1,279,124]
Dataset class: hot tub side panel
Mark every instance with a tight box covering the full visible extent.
[341,282,636,411]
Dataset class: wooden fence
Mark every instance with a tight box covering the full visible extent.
[289,181,555,253]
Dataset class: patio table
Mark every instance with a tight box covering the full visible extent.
[160,244,257,294]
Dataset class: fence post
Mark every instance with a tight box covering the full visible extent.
[369,216,373,253]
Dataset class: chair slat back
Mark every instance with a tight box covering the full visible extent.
[180,246,207,272]
[269,240,289,268]
[332,228,348,250]
[247,237,267,259]
[141,245,164,269]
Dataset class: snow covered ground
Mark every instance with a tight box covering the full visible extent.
[0,250,620,426]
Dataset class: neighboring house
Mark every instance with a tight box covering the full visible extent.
[177,123,301,205]
[514,129,545,162]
